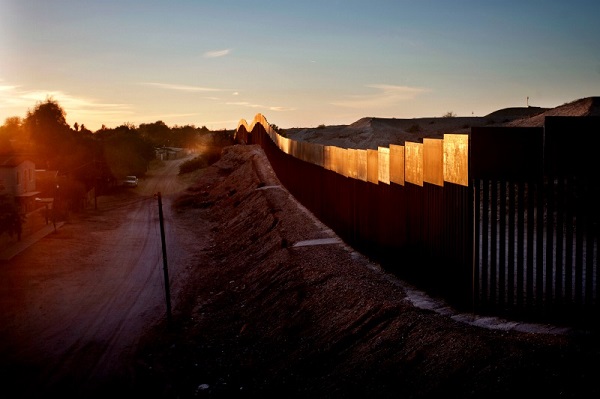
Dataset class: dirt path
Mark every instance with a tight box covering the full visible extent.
[0,156,202,398]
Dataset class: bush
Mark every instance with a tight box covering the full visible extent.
[0,194,24,239]
[179,150,222,175]
[408,124,422,133]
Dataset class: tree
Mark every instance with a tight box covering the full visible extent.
[79,124,92,135]
[171,125,200,148]
[442,111,457,118]
[138,120,171,147]
[24,97,72,167]
[0,116,24,154]
[100,124,155,180]
[0,193,24,240]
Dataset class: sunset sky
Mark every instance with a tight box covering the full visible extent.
[1,0,599,131]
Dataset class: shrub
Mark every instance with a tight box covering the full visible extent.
[0,194,24,239]
[408,124,422,133]
[179,150,222,175]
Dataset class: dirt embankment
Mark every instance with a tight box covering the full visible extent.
[282,97,600,150]
[133,145,600,398]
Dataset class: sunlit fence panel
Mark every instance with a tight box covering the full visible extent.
[389,144,405,186]
[405,142,423,187]
[236,113,599,326]
[378,147,390,185]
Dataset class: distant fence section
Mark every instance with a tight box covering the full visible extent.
[236,114,599,327]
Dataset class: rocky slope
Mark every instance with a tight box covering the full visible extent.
[505,96,600,127]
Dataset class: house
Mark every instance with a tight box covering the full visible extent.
[155,146,184,160]
[0,155,40,213]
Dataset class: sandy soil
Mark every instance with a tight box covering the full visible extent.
[0,155,205,398]
[130,145,600,398]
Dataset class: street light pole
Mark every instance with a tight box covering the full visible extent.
[53,184,59,231]
[156,192,172,325]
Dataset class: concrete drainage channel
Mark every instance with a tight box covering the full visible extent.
[398,282,576,335]
[291,238,343,248]
[290,235,577,336]
[259,180,580,336]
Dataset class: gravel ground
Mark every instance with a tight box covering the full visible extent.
[130,145,600,398]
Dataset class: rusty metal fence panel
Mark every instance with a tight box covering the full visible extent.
[237,114,598,326]
[471,121,599,325]
[423,138,444,186]
[389,144,405,186]
[405,142,423,186]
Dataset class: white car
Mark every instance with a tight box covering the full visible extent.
[122,175,138,187]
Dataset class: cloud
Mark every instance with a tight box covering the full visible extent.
[0,85,130,114]
[268,106,296,112]
[23,90,129,110]
[226,101,261,108]
[203,49,231,58]
[0,84,134,130]
[226,101,295,112]
[142,112,199,120]
[332,84,430,109]
[141,82,223,92]
[0,84,18,92]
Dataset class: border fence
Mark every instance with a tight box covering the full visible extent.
[236,114,599,327]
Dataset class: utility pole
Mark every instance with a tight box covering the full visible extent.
[156,192,172,325]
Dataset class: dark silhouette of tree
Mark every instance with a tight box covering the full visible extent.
[0,193,24,240]
[80,124,92,135]
[99,124,155,181]
[24,97,73,168]
[138,120,171,147]
[0,116,24,154]
[171,125,198,148]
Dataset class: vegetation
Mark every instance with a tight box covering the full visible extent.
[442,111,457,118]
[0,97,235,229]
[408,124,422,133]
[270,124,286,137]
[0,193,24,239]
[178,150,222,175]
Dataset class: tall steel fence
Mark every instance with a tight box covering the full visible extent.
[236,114,599,326]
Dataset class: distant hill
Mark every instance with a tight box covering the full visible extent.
[484,106,549,122]
[505,97,600,127]
[283,97,599,149]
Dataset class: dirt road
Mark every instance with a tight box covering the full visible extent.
[0,156,200,398]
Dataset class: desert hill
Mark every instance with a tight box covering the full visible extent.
[283,97,598,149]
[505,96,600,127]
[285,116,483,149]
[484,106,549,122]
